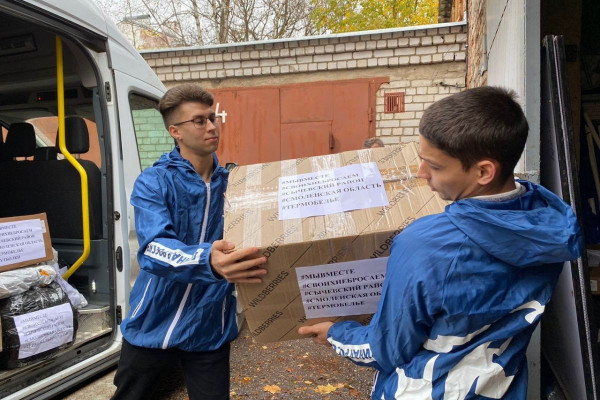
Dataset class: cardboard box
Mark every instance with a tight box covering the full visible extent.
[224,143,446,342]
[0,213,53,273]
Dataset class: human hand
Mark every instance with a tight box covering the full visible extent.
[210,240,267,283]
[298,322,334,345]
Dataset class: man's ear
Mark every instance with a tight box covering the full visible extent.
[168,125,181,143]
[475,159,498,186]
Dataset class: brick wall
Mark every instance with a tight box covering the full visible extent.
[376,76,464,144]
[467,0,487,88]
[141,22,467,146]
[131,109,172,170]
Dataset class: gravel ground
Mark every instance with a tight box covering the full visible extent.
[61,322,373,399]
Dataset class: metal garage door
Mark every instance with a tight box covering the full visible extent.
[213,77,388,165]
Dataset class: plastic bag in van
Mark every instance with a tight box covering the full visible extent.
[0,281,78,369]
[0,265,56,299]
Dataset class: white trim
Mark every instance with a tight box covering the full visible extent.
[160,181,212,349]
[130,278,152,318]
[162,283,192,349]
[140,21,467,54]
[144,241,204,267]
[200,182,211,243]
[328,337,376,363]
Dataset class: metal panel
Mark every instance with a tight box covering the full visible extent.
[281,121,331,159]
[332,82,370,153]
[213,87,280,166]
[212,77,387,164]
[540,34,599,400]
[280,84,333,123]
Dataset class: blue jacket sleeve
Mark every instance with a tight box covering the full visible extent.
[327,232,447,372]
[131,170,221,284]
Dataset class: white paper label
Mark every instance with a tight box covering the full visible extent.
[297,257,388,319]
[0,219,46,267]
[278,163,389,220]
[13,303,74,359]
[592,279,598,293]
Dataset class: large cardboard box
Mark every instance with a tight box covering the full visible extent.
[224,143,446,342]
[0,213,53,273]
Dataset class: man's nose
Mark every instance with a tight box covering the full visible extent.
[206,119,217,132]
[416,161,429,179]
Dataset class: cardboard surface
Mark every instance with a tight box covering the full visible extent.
[224,143,447,342]
[0,213,53,273]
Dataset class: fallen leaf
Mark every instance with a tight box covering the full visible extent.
[313,384,338,394]
[304,380,313,384]
[264,385,281,394]
[262,346,268,349]
[242,377,252,383]
[286,368,293,373]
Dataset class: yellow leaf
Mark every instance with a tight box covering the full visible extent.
[242,376,252,383]
[313,384,338,394]
[304,380,313,384]
[262,345,268,349]
[264,385,282,394]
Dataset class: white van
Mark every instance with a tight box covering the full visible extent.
[0,1,167,398]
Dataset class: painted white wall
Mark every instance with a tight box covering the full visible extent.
[485,1,543,399]
[486,0,540,182]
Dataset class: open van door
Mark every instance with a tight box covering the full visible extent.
[111,70,165,313]
[540,34,600,400]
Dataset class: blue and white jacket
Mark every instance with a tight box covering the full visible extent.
[328,180,582,399]
[120,147,238,351]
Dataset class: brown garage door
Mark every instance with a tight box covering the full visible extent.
[213,77,388,165]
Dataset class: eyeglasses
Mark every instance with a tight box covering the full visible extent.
[172,114,221,129]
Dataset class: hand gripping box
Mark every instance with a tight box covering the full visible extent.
[224,143,446,343]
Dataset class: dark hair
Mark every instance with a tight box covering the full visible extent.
[363,137,384,148]
[159,83,214,129]
[419,86,528,181]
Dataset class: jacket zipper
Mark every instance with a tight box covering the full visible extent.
[131,278,152,318]
[162,181,212,349]
[222,297,226,334]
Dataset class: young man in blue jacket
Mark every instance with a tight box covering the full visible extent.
[112,84,267,400]
[299,86,582,399]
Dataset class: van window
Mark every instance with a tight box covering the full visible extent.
[129,94,171,170]
[27,116,102,167]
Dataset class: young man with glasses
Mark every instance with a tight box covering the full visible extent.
[112,84,267,400]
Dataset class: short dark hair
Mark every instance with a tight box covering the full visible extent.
[159,83,214,129]
[363,137,384,148]
[419,86,528,181]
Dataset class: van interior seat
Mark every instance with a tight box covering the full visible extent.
[0,117,102,240]
[34,146,58,161]
[4,122,36,159]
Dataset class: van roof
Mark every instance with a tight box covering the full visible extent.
[20,0,165,93]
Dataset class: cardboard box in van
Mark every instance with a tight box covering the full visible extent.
[0,213,53,273]
[224,143,446,343]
